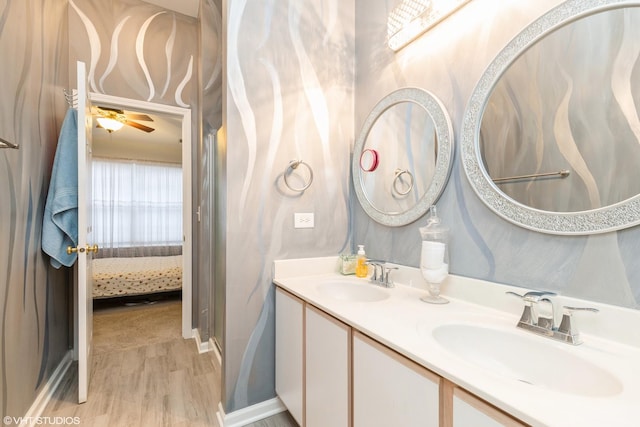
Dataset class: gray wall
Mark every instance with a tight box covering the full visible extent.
[68,0,200,322]
[353,0,640,309]
[0,0,71,419]
[221,0,355,412]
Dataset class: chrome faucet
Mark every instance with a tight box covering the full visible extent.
[365,260,397,288]
[507,291,598,345]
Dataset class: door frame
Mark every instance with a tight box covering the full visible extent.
[89,92,193,339]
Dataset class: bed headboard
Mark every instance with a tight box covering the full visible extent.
[95,245,182,259]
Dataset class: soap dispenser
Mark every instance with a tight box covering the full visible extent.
[355,245,368,278]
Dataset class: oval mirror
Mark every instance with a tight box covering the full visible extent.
[353,87,454,227]
[462,0,640,234]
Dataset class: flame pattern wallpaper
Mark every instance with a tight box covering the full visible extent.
[0,0,70,419]
[221,0,354,411]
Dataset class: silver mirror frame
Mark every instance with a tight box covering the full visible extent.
[354,87,454,227]
[461,0,640,235]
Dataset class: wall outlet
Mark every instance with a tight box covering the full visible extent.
[294,213,314,229]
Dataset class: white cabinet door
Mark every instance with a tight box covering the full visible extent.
[453,388,526,427]
[353,331,440,427]
[305,305,351,427]
[275,288,304,425]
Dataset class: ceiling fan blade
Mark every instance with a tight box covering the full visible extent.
[125,120,155,133]
[97,106,124,114]
[125,113,154,122]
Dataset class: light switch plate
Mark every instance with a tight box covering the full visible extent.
[294,213,314,229]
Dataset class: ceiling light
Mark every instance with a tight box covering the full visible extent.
[387,0,472,51]
[96,117,124,133]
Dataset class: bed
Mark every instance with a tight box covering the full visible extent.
[92,255,182,299]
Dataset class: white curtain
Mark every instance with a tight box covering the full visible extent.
[92,158,183,257]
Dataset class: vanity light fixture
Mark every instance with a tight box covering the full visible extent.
[96,116,124,133]
[387,0,472,51]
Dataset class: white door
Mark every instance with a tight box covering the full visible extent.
[76,61,95,403]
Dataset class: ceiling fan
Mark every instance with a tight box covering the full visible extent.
[93,106,155,133]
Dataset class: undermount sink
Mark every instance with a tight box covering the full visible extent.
[431,324,622,397]
[317,280,389,302]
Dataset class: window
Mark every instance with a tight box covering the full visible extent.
[92,158,182,251]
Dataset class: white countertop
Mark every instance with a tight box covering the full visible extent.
[273,256,640,427]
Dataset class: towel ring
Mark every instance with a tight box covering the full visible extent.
[284,160,313,192]
[393,168,414,196]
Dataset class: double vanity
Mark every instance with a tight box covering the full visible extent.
[273,1,640,426]
[274,257,640,427]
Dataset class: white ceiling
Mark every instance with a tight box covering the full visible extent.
[140,0,200,18]
[92,108,183,164]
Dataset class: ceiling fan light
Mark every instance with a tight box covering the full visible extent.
[96,117,124,132]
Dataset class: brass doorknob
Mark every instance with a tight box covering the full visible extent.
[66,245,98,255]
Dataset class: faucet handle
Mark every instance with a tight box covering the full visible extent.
[522,290,557,302]
[505,291,524,299]
[505,290,556,303]
[382,266,398,288]
[558,306,599,328]
[365,261,382,281]
[506,291,536,325]
[506,290,556,327]
[562,306,599,313]
[557,306,599,344]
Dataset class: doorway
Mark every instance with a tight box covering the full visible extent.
[89,92,193,339]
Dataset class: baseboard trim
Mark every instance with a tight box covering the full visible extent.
[192,328,214,354]
[23,350,73,426]
[216,402,225,427]
[210,338,222,366]
[216,398,286,427]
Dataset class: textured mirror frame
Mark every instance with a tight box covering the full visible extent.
[461,0,640,235]
[353,87,454,227]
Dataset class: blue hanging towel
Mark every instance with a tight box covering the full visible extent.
[42,108,79,268]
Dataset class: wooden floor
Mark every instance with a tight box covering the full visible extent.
[41,298,298,427]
